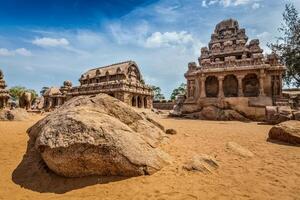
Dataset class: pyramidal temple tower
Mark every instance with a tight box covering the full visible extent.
[0,70,10,108]
[183,19,286,119]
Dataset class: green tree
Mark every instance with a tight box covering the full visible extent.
[170,83,186,100]
[150,85,165,101]
[40,86,49,96]
[269,3,300,87]
[9,86,38,101]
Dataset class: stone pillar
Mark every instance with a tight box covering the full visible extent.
[218,76,224,98]
[200,75,206,98]
[259,70,266,97]
[187,80,190,98]
[135,96,138,107]
[141,96,144,108]
[49,98,53,108]
[237,75,244,97]
[279,74,283,96]
[57,98,62,106]
[195,77,200,99]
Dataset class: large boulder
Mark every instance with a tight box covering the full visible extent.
[0,108,29,121]
[201,106,219,120]
[268,120,300,145]
[293,111,300,121]
[183,154,219,173]
[196,106,249,121]
[27,94,171,177]
[265,106,294,124]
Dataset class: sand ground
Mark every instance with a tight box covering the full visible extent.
[0,114,299,200]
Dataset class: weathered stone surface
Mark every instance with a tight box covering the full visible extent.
[166,129,177,135]
[27,94,171,177]
[294,111,300,121]
[201,106,219,120]
[219,110,249,121]
[183,154,219,173]
[226,142,254,157]
[182,19,285,122]
[268,120,300,145]
[169,95,185,117]
[266,106,294,124]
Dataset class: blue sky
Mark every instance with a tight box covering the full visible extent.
[0,0,299,98]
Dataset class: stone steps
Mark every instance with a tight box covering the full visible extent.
[274,97,290,106]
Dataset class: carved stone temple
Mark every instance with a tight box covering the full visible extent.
[43,61,153,110]
[183,19,286,120]
[0,70,10,108]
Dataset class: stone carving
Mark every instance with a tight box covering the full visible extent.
[19,92,32,110]
[169,95,186,116]
[43,61,153,110]
[183,19,286,120]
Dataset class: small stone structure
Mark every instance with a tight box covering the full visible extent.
[0,70,10,109]
[182,19,286,120]
[44,61,153,110]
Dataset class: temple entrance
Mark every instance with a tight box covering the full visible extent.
[137,96,142,108]
[205,76,218,97]
[131,96,136,107]
[108,93,115,98]
[223,75,238,97]
[242,74,259,97]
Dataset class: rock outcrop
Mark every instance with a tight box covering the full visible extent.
[27,94,171,177]
[169,95,186,117]
[183,154,219,173]
[268,120,300,145]
[265,106,294,124]
[182,106,249,121]
[0,108,29,121]
[166,129,177,135]
[226,142,254,158]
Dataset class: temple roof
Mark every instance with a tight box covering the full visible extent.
[80,60,141,81]
[44,87,62,96]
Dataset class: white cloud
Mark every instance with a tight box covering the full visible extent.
[0,48,14,56]
[256,31,270,39]
[0,48,32,56]
[252,2,260,9]
[32,37,69,47]
[145,31,194,48]
[202,0,261,8]
[202,1,208,7]
[15,48,32,56]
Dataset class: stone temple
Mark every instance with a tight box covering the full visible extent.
[44,61,153,110]
[0,70,10,108]
[182,19,286,120]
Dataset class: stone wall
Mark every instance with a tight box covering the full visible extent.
[153,101,175,110]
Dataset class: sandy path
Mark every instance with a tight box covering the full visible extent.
[0,116,299,200]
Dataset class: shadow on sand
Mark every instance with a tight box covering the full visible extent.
[266,138,300,147]
[11,139,129,194]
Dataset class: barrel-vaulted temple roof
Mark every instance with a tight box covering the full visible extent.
[79,60,142,81]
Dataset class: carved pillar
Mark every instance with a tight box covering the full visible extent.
[141,96,144,108]
[195,77,200,99]
[187,79,190,98]
[279,73,283,97]
[49,98,53,108]
[237,75,244,97]
[259,70,266,97]
[200,75,206,98]
[218,76,224,98]
[135,96,138,107]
